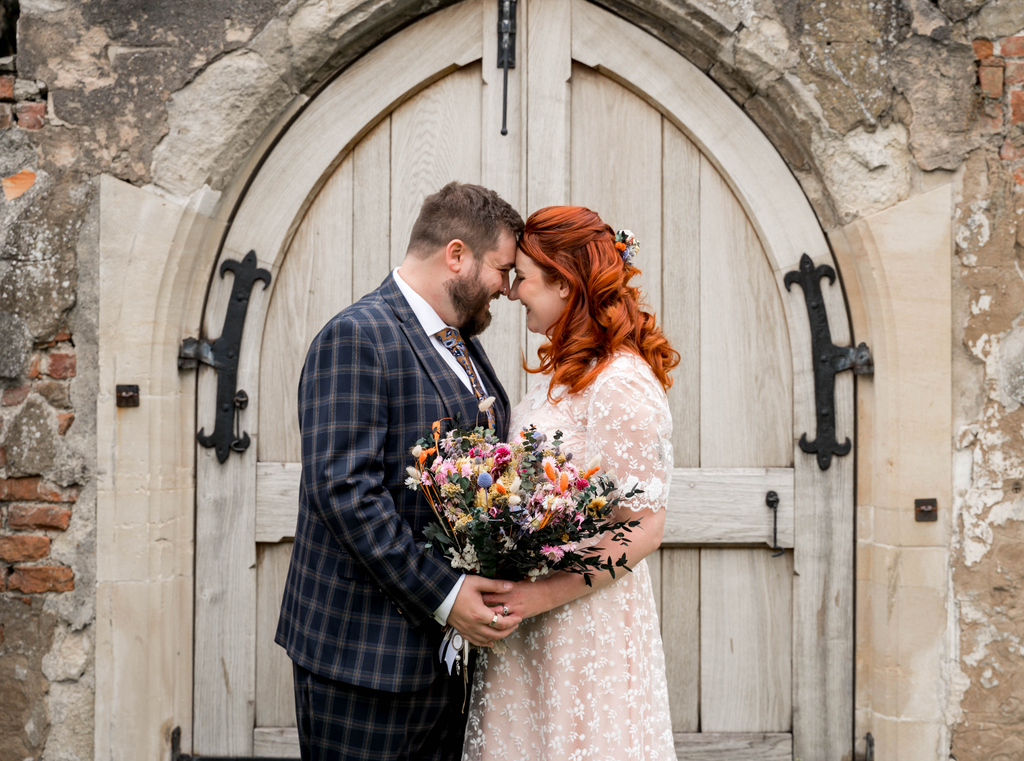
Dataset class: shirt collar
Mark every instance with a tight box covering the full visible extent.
[392,267,450,337]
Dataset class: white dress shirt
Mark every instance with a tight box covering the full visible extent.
[391,268,470,625]
[392,268,487,396]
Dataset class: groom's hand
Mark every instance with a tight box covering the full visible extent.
[448,576,522,647]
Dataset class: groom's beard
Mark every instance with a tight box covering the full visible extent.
[446,274,495,340]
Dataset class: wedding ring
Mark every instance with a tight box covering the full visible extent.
[488,614,499,628]
[502,605,509,616]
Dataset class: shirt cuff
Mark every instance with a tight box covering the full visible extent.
[433,574,466,626]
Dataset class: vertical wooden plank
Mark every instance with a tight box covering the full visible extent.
[255,542,296,728]
[699,157,792,468]
[353,117,393,299]
[195,292,269,756]
[524,0,570,367]
[259,154,355,463]
[788,260,855,760]
[390,64,483,267]
[698,156,794,736]
[568,63,662,314]
[661,120,701,466]
[481,0,528,404]
[526,0,570,213]
[193,446,257,753]
[700,549,793,732]
[662,549,699,731]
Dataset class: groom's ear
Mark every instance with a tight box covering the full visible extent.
[444,239,469,273]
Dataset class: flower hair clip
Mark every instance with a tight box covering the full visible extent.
[614,230,640,267]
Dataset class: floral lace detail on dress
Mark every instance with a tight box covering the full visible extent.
[512,352,673,513]
[463,351,675,761]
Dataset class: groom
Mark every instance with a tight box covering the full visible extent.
[276,182,524,760]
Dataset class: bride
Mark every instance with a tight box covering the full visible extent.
[463,206,679,761]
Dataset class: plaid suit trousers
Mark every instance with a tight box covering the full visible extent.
[293,662,468,761]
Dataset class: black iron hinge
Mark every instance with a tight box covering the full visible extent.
[178,250,270,463]
[497,0,517,135]
[785,253,872,471]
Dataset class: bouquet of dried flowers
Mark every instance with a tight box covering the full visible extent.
[406,415,641,588]
[407,403,642,687]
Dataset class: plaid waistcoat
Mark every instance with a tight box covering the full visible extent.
[276,274,510,692]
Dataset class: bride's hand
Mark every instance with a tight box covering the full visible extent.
[483,578,554,621]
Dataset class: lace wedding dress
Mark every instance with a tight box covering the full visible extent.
[463,351,676,761]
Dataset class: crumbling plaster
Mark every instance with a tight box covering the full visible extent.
[0,0,1017,758]
[950,145,1024,759]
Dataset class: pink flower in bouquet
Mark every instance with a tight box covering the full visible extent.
[434,459,456,480]
[460,462,473,478]
[575,478,590,490]
[541,545,565,561]
[493,444,512,468]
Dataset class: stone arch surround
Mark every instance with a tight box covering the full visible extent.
[95,0,954,758]
[151,0,844,230]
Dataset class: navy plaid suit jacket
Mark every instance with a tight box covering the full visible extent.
[276,274,510,692]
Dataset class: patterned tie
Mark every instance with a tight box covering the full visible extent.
[433,327,496,429]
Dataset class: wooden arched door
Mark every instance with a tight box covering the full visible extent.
[193,1,853,758]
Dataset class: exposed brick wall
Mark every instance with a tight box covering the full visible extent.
[974,35,1024,186]
[0,335,79,592]
[0,56,45,132]
[0,321,81,758]
[0,474,79,591]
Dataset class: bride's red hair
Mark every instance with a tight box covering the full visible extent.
[518,206,679,398]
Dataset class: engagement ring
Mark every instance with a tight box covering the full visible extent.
[502,605,509,616]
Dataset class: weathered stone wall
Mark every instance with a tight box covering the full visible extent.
[950,29,1024,761]
[0,0,1021,757]
[1,1,286,758]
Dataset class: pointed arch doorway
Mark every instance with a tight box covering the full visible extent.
[192,0,854,757]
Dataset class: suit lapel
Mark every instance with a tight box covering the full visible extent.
[379,276,481,430]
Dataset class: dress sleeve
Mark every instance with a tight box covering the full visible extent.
[583,360,673,513]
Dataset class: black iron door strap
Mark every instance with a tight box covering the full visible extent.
[179,250,271,463]
[497,0,517,135]
[785,253,872,471]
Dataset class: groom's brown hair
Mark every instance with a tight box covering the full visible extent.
[407,182,523,259]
